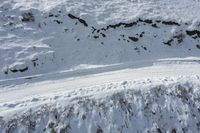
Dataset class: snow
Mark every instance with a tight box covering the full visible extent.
[9,0,200,24]
[1,75,200,132]
[1,63,200,102]
[1,0,200,132]
[0,63,200,132]
[1,0,200,79]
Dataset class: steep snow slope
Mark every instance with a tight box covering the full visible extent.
[1,75,200,133]
[1,0,200,79]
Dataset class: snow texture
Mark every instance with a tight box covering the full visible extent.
[1,0,200,132]
[1,0,200,79]
[1,76,200,133]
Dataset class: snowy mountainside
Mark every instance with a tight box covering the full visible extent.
[1,76,200,133]
[1,1,200,132]
[1,0,200,79]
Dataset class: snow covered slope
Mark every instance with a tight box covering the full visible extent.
[1,75,200,133]
[1,0,200,133]
[1,0,200,79]
[0,63,200,132]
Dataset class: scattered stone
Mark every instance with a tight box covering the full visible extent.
[196,44,200,49]
[129,36,139,42]
[54,20,63,24]
[152,23,159,28]
[68,13,88,27]
[19,66,28,72]
[21,12,34,22]
[48,13,54,17]
[186,30,200,38]
[163,39,173,46]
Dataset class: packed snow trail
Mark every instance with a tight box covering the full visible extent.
[1,64,200,103]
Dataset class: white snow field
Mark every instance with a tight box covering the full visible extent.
[1,0,200,132]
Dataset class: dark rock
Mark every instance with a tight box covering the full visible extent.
[100,33,106,38]
[173,33,185,44]
[162,21,180,26]
[68,14,88,27]
[78,18,88,27]
[21,12,34,22]
[157,128,162,133]
[171,128,176,133]
[49,13,54,17]
[138,18,143,22]
[152,23,159,28]
[94,35,99,39]
[129,36,139,42]
[186,30,200,37]
[54,14,59,18]
[54,20,63,24]
[91,27,96,34]
[124,22,137,28]
[163,39,173,46]
[101,28,106,31]
[82,115,86,120]
[19,66,28,72]
[68,14,77,19]
[96,126,103,133]
[10,69,18,73]
[196,44,200,49]
[143,19,152,24]
[141,46,147,50]
[4,70,8,75]
[48,122,55,128]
